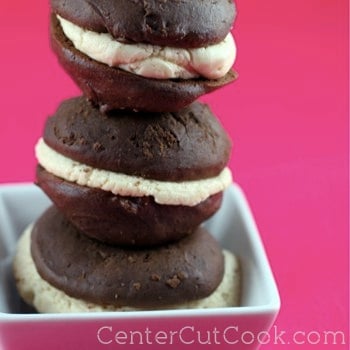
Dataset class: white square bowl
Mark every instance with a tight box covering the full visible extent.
[0,183,280,350]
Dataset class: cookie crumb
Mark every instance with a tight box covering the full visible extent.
[177,271,188,280]
[128,256,136,263]
[78,136,88,145]
[166,275,181,288]
[93,142,105,152]
[150,273,161,281]
[133,282,141,291]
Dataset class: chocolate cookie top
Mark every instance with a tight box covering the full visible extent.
[31,206,225,308]
[43,97,231,181]
[50,0,236,48]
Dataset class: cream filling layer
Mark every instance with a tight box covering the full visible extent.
[35,138,232,206]
[58,15,236,80]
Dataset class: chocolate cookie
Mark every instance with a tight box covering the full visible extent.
[50,15,238,112]
[36,166,223,246]
[14,226,241,312]
[50,0,236,48]
[31,206,225,308]
[42,97,231,182]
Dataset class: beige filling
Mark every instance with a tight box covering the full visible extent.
[35,138,232,206]
[58,15,237,80]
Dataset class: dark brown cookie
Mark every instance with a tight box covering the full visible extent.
[31,206,225,308]
[50,15,238,112]
[43,96,231,182]
[50,0,236,48]
[36,166,223,246]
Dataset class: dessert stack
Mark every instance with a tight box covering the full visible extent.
[13,0,241,312]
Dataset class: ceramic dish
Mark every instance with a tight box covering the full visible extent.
[0,183,280,350]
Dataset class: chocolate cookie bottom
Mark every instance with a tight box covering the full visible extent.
[37,166,223,246]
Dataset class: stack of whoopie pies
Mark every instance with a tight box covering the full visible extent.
[14,0,241,312]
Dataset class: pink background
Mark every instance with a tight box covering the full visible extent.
[0,0,348,348]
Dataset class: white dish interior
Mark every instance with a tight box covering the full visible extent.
[0,183,280,319]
